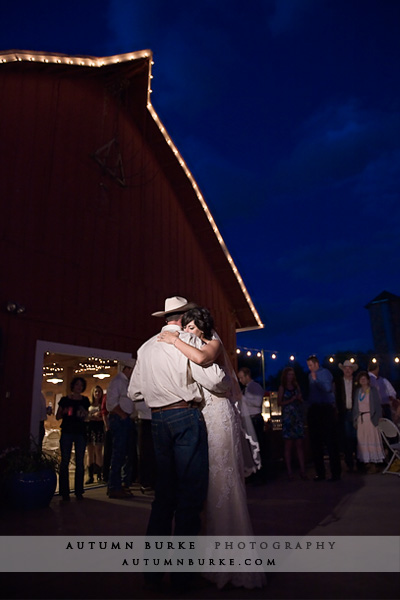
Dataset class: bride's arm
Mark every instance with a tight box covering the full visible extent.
[158,331,221,366]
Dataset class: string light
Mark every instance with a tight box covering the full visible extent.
[0,49,153,70]
[235,348,400,367]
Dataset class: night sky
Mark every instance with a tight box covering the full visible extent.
[2,0,400,375]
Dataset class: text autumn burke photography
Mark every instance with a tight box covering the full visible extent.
[1,536,398,574]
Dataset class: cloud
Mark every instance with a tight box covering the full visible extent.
[271,100,400,194]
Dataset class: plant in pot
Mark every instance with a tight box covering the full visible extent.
[0,441,59,509]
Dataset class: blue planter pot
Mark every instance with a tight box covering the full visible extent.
[6,469,57,510]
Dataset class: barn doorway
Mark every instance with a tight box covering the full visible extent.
[30,340,133,493]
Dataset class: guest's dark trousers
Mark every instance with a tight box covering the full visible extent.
[102,429,113,482]
[342,409,357,469]
[59,432,86,497]
[108,415,136,491]
[308,403,341,479]
[138,418,157,488]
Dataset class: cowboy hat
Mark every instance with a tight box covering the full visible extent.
[151,296,197,317]
[339,359,359,372]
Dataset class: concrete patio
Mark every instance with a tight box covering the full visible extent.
[0,463,399,600]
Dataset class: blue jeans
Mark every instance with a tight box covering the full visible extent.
[147,407,208,537]
[108,414,137,491]
[59,432,87,497]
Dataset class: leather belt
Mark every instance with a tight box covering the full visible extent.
[151,400,195,413]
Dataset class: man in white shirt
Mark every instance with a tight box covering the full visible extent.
[106,358,137,499]
[238,367,267,482]
[368,361,394,421]
[128,296,229,587]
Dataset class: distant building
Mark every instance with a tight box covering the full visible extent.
[365,290,400,381]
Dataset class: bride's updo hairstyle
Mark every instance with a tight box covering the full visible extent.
[182,307,214,340]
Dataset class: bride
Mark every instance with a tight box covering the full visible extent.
[158,307,266,590]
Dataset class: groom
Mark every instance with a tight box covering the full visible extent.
[128,297,229,545]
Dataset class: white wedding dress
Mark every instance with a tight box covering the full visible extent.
[201,336,266,589]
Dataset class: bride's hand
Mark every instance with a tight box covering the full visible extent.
[158,331,179,345]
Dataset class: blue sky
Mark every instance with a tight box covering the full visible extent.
[2,0,399,374]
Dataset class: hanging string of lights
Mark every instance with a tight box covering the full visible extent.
[236,348,294,361]
[236,348,400,365]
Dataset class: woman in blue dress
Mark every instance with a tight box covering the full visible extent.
[278,367,307,480]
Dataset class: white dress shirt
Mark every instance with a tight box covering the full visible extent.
[106,371,136,415]
[242,380,264,416]
[128,324,230,408]
[344,378,353,410]
[383,377,396,399]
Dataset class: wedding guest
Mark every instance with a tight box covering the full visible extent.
[368,360,394,420]
[56,377,90,501]
[101,392,112,483]
[353,371,385,473]
[106,359,137,499]
[335,360,358,472]
[307,355,341,482]
[85,385,105,484]
[238,367,268,483]
[277,367,306,480]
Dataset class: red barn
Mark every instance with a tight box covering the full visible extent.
[0,49,262,448]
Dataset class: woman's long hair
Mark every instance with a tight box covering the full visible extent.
[281,367,298,389]
[91,385,104,406]
[181,307,214,340]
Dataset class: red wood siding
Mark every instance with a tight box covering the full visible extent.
[0,58,247,447]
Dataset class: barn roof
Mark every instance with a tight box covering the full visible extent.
[0,48,263,332]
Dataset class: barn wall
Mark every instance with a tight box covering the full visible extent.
[0,62,238,447]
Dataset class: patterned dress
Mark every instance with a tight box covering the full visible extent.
[281,388,304,440]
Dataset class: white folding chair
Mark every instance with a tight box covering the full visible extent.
[377,418,400,476]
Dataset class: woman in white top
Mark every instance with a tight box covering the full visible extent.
[352,371,385,473]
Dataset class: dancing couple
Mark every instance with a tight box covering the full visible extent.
[128,296,265,591]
